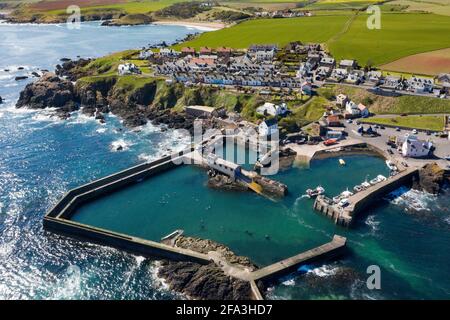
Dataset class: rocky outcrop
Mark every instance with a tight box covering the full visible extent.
[157,236,262,300]
[55,58,92,81]
[413,163,447,194]
[100,14,153,26]
[157,261,253,300]
[0,96,2,104]
[207,173,248,192]
[16,73,78,118]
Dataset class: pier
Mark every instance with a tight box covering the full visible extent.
[314,167,419,226]
[250,235,347,284]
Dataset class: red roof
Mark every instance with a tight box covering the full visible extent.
[181,47,195,53]
[327,115,340,123]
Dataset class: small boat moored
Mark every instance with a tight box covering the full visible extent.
[306,186,325,198]
[339,158,346,166]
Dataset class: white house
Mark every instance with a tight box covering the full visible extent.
[160,48,179,57]
[118,63,141,76]
[139,50,153,59]
[256,102,288,116]
[259,118,278,136]
[345,101,360,116]
[402,136,433,158]
[357,103,369,118]
[336,94,348,106]
[206,154,242,180]
[408,76,434,93]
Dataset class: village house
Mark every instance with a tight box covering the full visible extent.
[185,105,225,118]
[139,49,153,59]
[336,94,348,107]
[329,68,348,82]
[315,66,332,80]
[259,118,278,136]
[301,81,313,95]
[319,57,335,68]
[345,70,364,85]
[407,76,434,93]
[216,47,233,58]
[339,59,357,71]
[402,136,433,158]
[256,102,288,117]
[345,101,361,117]
[357,103,369,118]
[381,76,403,90]
[199,47,212,55]
[160,48,179,58]
[437,73,450,86]
[326,114,341,127]
[365,71,382,86]
[207,154,242,180]
[117,63,141,76]
[180,47,195,57]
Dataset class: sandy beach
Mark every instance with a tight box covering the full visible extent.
[152,20,226,31]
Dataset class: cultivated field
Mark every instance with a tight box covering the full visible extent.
[380,48,450,76]
[388,0,450,17]
[327,12,450,66]
[175,12,450,67]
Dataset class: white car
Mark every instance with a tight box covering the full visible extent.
[412,129,418,134]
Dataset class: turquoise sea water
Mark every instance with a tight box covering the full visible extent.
[0,21,449,300]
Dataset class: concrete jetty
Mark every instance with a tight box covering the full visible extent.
[250,235,347,283]
[314,167,419,226]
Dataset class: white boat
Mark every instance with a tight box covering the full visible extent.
[338,198,349,208]
[353,185,363,192]
[377,174,387,182]
[341,189,354,197]
[306,186,325,198]
[339,159,346,166]
[333,195,342,203]
[386,160,398,171]
[361,181,371,189]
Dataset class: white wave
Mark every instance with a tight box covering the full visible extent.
[96,127,107,134]
[365,214,380,232]
[444,216,450,225]
[385,186,435,212]
[110,138,133,152]
[0,202,3,214]
[148,261,170,291]
[307,265,339,277]
[66,112,96,125]
[134,255,146,267]
[281,278,295,286]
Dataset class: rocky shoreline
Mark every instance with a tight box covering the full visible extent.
[156,236,264,300]
[15,59,202,131]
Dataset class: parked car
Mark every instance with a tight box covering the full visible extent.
[396,127,401,132]
[426,131,431,136]
[412,129,418,134]
[387,149,393,155]
[380,126,385,129]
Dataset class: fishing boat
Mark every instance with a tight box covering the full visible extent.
[370,176,381,185]
[386,160,398,171]
[353,185,363,192]
[339,158,346,166]
[306,186,325,198]
[361,180,371,189]
[340,189,354,197]
[377,174,387,182]
[338,198,349,208]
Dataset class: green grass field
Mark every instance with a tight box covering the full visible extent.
[173,15,351,49]
[362,115,446,131]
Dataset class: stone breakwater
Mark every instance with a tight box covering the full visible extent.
[157,236,264,300]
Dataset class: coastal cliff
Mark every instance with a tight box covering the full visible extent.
[157,236,263,300]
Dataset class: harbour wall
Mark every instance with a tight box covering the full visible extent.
[314,167,419,226]
[43,147,217,264]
